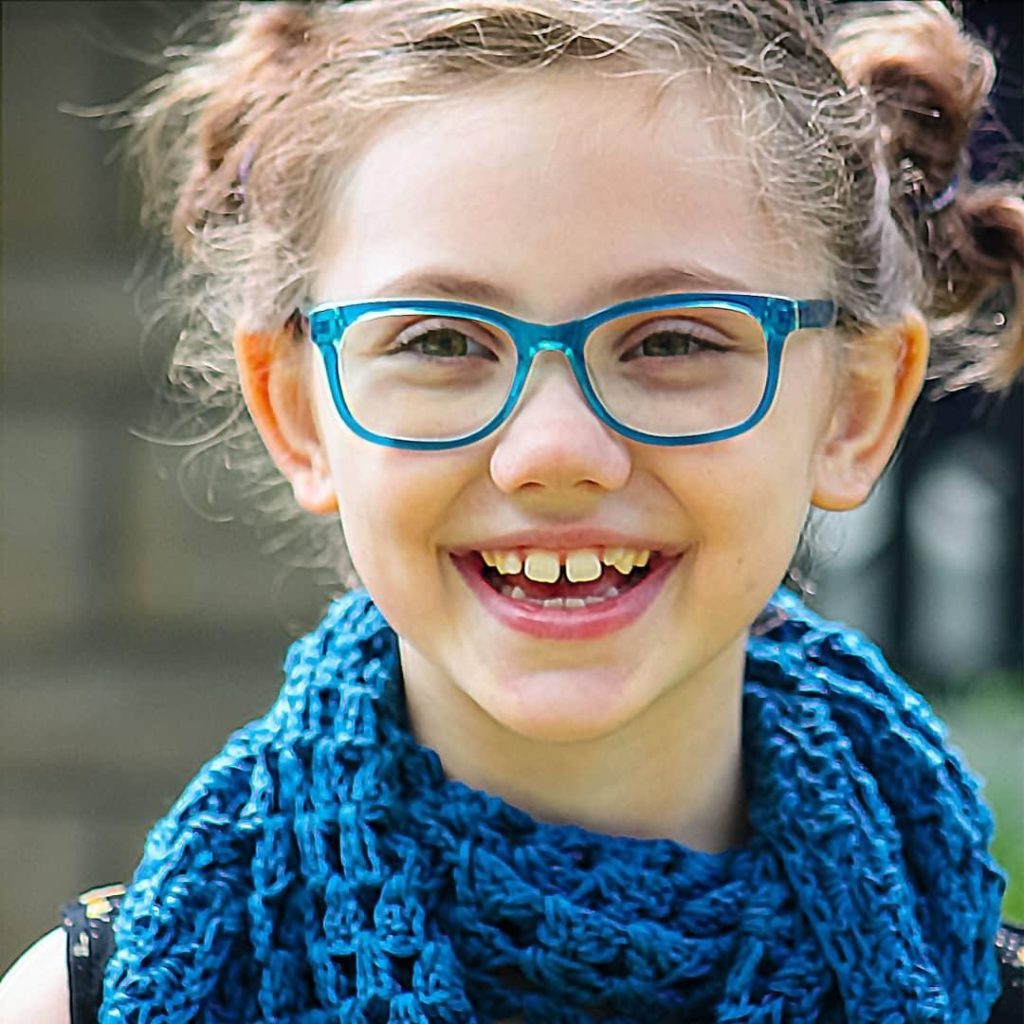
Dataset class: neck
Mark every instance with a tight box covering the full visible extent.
[400,636,750,853]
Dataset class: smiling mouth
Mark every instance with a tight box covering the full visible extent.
[466,549,658,609]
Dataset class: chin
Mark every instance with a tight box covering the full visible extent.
[472,665,648,744]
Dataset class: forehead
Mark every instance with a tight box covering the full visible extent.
[316,64,824,315]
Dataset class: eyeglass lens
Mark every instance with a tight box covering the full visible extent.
[336,305,770,442]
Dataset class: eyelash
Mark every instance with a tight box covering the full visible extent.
[619,318,733,360]
[389,320,500,360]
[383,314,735,361]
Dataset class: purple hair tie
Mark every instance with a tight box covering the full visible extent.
[236,144,256,203]
[923,173,960,214]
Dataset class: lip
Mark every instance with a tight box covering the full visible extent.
[452,548,684,640]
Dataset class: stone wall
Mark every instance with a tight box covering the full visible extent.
[1,1,316,971]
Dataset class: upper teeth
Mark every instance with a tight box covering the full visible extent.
[480,547,651,582]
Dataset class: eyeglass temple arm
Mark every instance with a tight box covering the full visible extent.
[796,299,838,330]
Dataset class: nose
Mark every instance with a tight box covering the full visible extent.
[489,351,631,496]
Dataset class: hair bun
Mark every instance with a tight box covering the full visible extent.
[169,5,317,246]
[829,2,993,203]
[829,1,1022,390]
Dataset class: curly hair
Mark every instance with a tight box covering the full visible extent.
[123,0,1024,584]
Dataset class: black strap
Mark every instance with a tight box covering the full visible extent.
[59,885,125,1024]
[992,921,1024,1024]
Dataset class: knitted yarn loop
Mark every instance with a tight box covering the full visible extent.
[101,589,1005,1023]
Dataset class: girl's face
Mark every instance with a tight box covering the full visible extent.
[309,66,840,742]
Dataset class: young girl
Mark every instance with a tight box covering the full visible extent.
[2,1,1022,1021]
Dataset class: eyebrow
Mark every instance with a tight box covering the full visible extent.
[364,264,755,310]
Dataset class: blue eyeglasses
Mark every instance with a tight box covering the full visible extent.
[306,292,836,450]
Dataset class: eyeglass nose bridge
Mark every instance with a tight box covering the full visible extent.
[501,324,617,435]
[515,316,588,367]
[523,334,582,367]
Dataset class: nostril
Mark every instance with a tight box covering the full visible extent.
[488,403,632,493]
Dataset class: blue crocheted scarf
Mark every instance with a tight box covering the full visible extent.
[101,588,1005,1023]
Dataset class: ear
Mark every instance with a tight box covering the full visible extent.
[234,327,339,515]
[811,313,929,511]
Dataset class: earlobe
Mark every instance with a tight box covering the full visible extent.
[234,329,339,515]
[811,313,929,512]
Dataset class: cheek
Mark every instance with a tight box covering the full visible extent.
[657,400,827,585]
[309,370,451,582]
[331,443,432,550]
[685,450,809,559]
[690,458,810,650]
[324,431,481,601]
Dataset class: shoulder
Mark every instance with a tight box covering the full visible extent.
[0,928,69,1024]
[0,885,125,1024]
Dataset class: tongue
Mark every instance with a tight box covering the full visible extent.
[493,563,631,599]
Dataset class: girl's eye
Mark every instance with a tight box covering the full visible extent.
[391,320,498,360]
[621,318,732,360]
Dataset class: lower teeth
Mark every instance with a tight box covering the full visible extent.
[499,584,621,607]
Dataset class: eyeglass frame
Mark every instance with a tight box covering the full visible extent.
[305,291,837,451]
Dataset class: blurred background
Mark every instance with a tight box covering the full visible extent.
[2,0,1022,973]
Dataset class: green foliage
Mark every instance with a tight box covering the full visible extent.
[928,672,1024,923]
